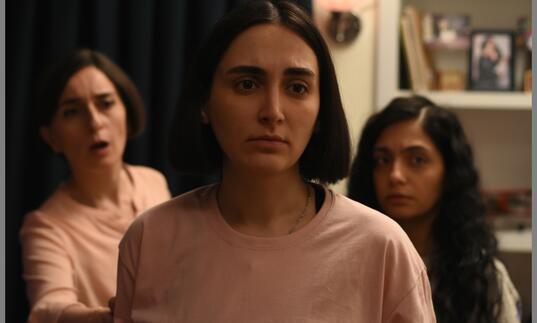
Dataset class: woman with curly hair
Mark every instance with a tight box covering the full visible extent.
[348,95,521,322]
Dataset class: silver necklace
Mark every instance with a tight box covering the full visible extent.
[288,184,312,234]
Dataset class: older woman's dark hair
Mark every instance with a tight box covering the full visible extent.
[169,0,350,184]
[35,49,145,137]
[348,96,502,322]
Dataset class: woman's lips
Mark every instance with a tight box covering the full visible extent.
[90,141,110,155]
[248,136,288,150]
[385,194,413,204]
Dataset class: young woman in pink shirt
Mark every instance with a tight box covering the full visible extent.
[114,2,436,322]
[20,49,171,323]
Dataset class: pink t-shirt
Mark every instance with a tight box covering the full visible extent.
[20,165,171,323]
[115,184,436,323]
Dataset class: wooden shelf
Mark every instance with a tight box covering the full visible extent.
[424,39,469,51]
[375,0,533,111]
[495,229,532,253]
[393,90,532,110]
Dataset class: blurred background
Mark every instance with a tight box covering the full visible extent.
[7,0,531,322]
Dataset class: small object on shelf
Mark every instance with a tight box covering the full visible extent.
[482,188,531,218]
[423,13,470,50]
[468,30,515,91]
[523,69,531,92]
[438,70,465,91]
[515,16,532,51]
[424,39,469,51]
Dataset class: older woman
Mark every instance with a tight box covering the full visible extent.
[20,49,171,323]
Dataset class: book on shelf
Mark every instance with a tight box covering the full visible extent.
[400,5,436,91]
[400,15,422,90]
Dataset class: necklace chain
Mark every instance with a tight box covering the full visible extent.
[288,184,312,234]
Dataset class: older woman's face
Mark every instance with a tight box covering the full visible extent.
[205,24,320,176]
[41,66,128,171]
[372,119,445,222]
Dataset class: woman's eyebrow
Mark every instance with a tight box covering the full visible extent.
[225,65,316,77]
[284,67,315,77]
[373,147,390,153]
[226,65,265,76]
[59,98,81,106]
[373,145,430,153]
[94,92,115,99]
[59,92,115,106]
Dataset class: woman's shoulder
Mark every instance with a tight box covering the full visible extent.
[20,188,73,238]
[331,192,409,237]
[127,164,167,183]
[22,184,75,224]
[493,258,522,322]
[326,191,424,266]
[126,184,216,235]
[494,258,520,299]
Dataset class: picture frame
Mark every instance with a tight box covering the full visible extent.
[468,30,515,91]
[423,13,470,49]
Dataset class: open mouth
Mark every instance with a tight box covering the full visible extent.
[90,141,109,150]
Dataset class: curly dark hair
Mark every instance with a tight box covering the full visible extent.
[348,96,501,322]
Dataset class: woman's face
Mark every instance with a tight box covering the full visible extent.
[205,24,320,176]
[372,119,445,222]
[41,66,128,172]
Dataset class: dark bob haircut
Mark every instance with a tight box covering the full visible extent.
[348,95,501,322]
[169,0,350,184]
[35,49,145,138]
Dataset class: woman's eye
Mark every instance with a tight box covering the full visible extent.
[373,156,390,167]
[288,83,308,95]
[98,99,115,109]
[62,107,79,118]
[236,79,257,92]
[411,155,427,166]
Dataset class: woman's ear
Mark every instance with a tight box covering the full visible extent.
[40,126,61,153]
[201,106,210,124]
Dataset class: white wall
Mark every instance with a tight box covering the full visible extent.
[313,0,378,195]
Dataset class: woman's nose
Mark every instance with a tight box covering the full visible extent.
[389,160,406,184]
[258,87,285,125]
[87,104,105,130]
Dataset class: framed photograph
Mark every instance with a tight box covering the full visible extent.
[469,30,515,91]
[423,13,470,49]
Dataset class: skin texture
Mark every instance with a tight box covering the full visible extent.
[372,118,445,254]
[206,24,321,236]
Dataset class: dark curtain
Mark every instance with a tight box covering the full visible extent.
[7,0,312,322]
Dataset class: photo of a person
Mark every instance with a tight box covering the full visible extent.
[470,32,514,90]
[433,15,469,44]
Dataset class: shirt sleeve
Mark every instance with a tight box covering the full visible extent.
[384,269,437,323]
[494,259,522,323]
[377,226,437,323]
[114,218,144,323]
[20,212,86,323]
